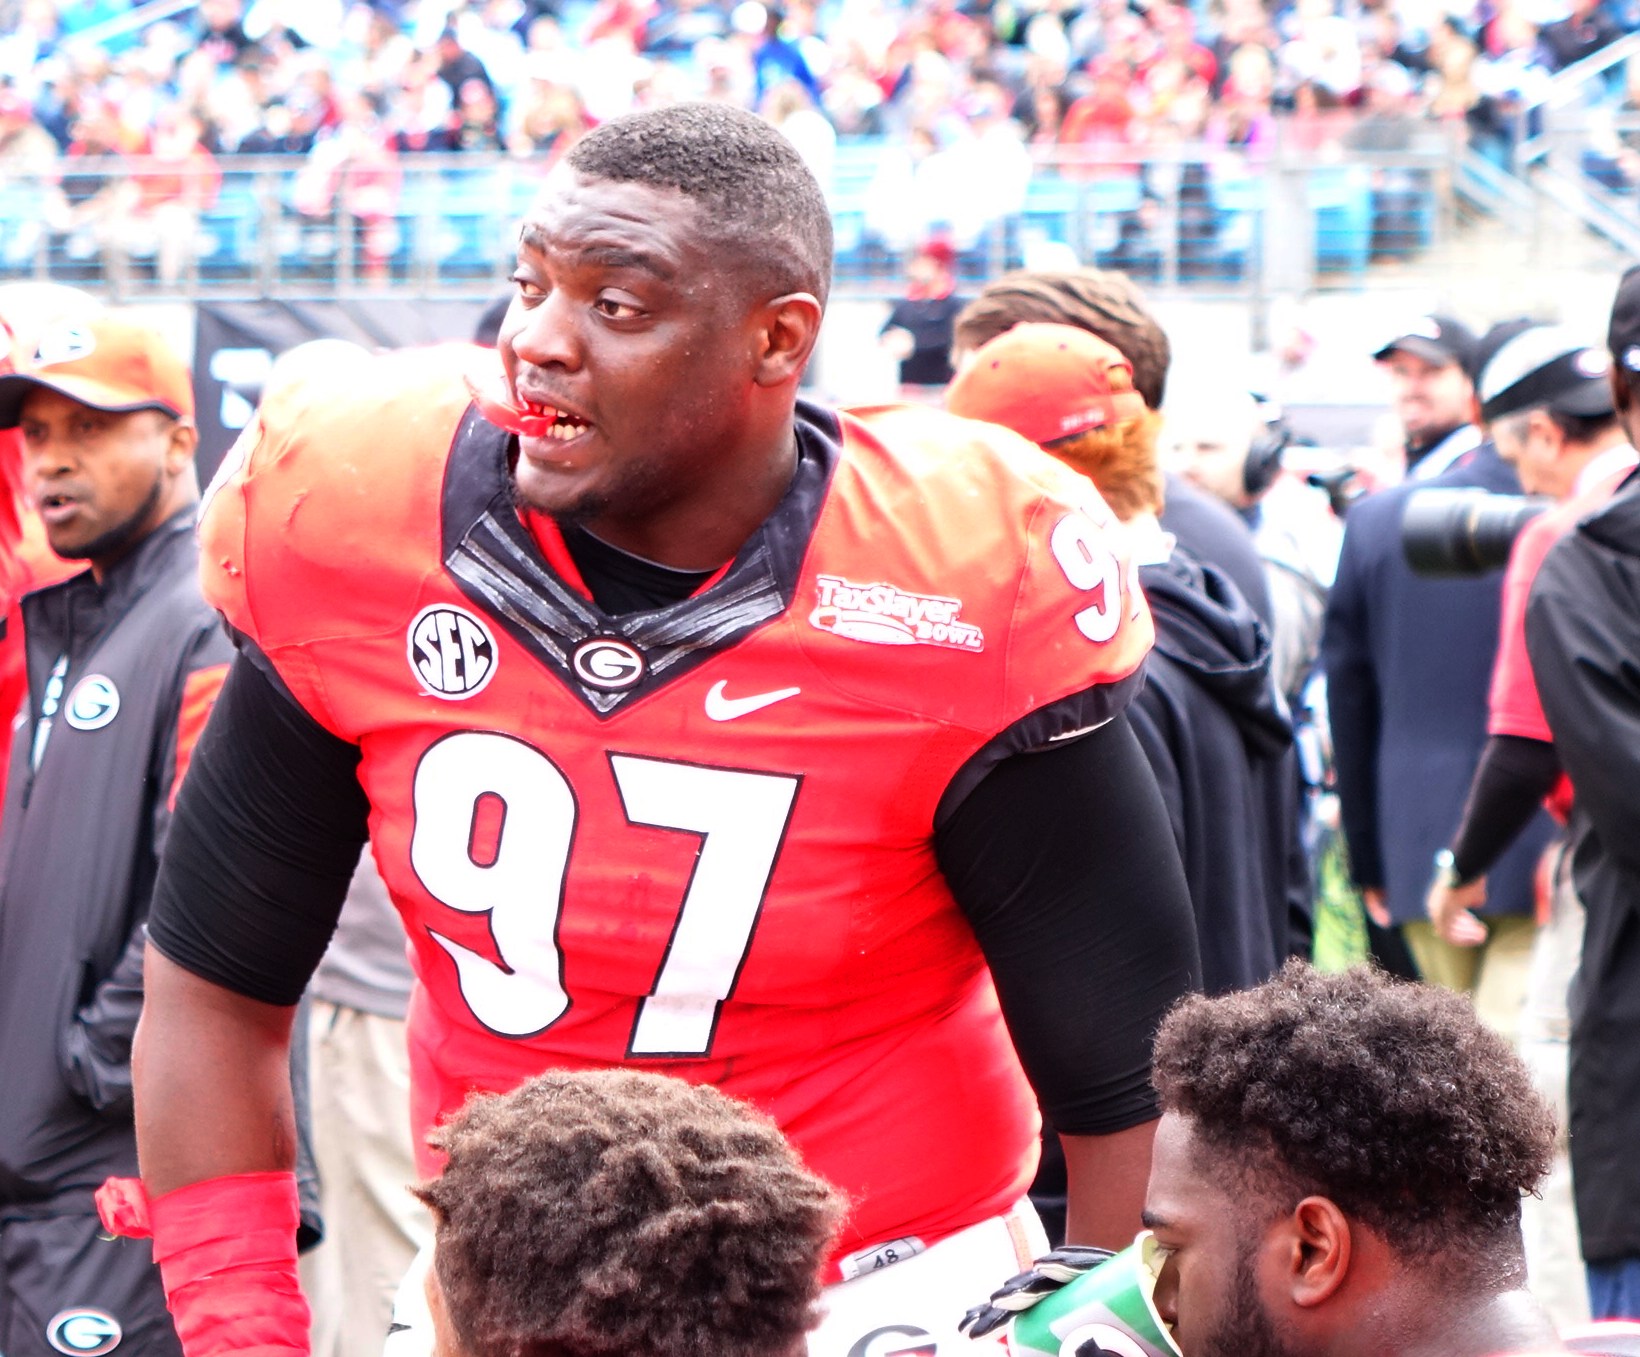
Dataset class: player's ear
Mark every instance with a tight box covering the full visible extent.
[165,419,199,476]
[1282,1195,1351,1308]
[753,293,823,389]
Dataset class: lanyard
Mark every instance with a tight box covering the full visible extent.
[31,653,68,773]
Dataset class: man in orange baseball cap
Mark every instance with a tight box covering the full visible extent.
[948,322,1303,994]
[0,311,196,578]
[0,309,230,1357]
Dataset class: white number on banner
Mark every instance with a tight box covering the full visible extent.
[409,733,798,1055]
[1050,512,1124,643]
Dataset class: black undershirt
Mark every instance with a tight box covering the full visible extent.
[1447,734,1563,882]
[148,530,1198,1136]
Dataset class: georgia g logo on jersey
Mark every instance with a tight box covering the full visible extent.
[408,605,498,700]
[46,1308,122,1355]
[64,675,120,731]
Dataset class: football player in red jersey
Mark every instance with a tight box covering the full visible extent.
[113,102,1199,1357]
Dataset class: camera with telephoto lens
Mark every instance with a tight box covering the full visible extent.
[1401,488,1552,576]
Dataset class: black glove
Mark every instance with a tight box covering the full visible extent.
[959,1245,1116,1340]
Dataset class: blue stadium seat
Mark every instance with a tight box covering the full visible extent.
[1308,165,1373,277]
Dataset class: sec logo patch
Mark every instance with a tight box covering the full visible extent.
[64,675,120,731]
[46,1308,122,1355]
[408,605,498,700]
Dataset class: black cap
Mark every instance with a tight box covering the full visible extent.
[1607,263,1640,375]
[1469,317,1540,384]
[1372,314,1479,373]
[1477,323,1615,424]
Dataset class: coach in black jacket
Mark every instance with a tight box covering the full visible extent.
[0,314,231,1357]
[1321,323,1554,1033]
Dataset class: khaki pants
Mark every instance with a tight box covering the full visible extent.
[299,1001,433,1357]
[1402,912,1536,1045]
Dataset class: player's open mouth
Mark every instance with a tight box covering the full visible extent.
[530,404,590,441]
[38,492,79,523]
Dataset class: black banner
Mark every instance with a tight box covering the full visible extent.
[191,295,507,482]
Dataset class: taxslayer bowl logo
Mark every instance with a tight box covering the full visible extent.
[846,1325,937,1357]
[46,1308,122,1355]
[571,637,646,691]
[64,675,120,731]
[809,575,984,652]
[408,605,498,700]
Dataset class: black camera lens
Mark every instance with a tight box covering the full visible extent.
[1401,488,1552,576]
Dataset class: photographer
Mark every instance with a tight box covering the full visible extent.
[1524,266,1640,1319]
[1426,323,1636,949]
[1425,316,1635,1329]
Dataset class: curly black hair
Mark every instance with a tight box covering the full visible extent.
[1151,960,1555,1261]
[412,1069,844,1357]
[952,270,1172,410]
[566,101,834,306]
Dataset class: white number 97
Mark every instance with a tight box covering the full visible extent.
[1050,512,1124,643]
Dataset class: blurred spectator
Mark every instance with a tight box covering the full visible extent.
[291,89,401,282]
[0,91,66,269]
[340,4,417,102]
[237,90,326,154]
[0,0,65,93]
[764,77,835,184]
[879,234,966,389]
[194,0,257,67]
[1424,17,1482,129]
[1060,54,1138,158]
[736,1,823,107]
[1539,0,1623,71]
[1278,0,1363,104]
[1163,384,1340,709]
[1207,44,1278,151]
[451,76,505,150]
[57,98,140,278]
[1470,10,1550,164]
[0,90,59,182]
[434,24,497,109]
[506,72,590,158]
[386,52,456,153]
[122,103,222,286]
[1344,61,1425,150]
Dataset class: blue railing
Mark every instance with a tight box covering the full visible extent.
[0,140,1451,299]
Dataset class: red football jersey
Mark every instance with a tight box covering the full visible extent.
[202,347,1154,1269]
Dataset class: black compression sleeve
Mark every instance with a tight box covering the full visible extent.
[147,648,371,1006]
[936,714,1201,1136]
[1447,733,1562,882]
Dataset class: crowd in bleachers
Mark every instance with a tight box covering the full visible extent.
[0,0,1633,178]
[0,0,1633,286]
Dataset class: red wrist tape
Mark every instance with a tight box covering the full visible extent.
[97,1172,310,1357]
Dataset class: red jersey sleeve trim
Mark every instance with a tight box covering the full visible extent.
[169,662,229,811]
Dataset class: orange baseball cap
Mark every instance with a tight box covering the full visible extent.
[946,322,1148,446]
[0,312,193,428]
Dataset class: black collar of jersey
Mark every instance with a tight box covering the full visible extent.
[441,399,842,717]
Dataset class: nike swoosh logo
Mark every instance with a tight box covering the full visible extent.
[704,680,801,721]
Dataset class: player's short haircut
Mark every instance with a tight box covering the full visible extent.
[1047,411,1166,520]
[1152,960,1556,1263]
[953,270,1172,409]
[566,101,834,307]
[413,1069,844,1357]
